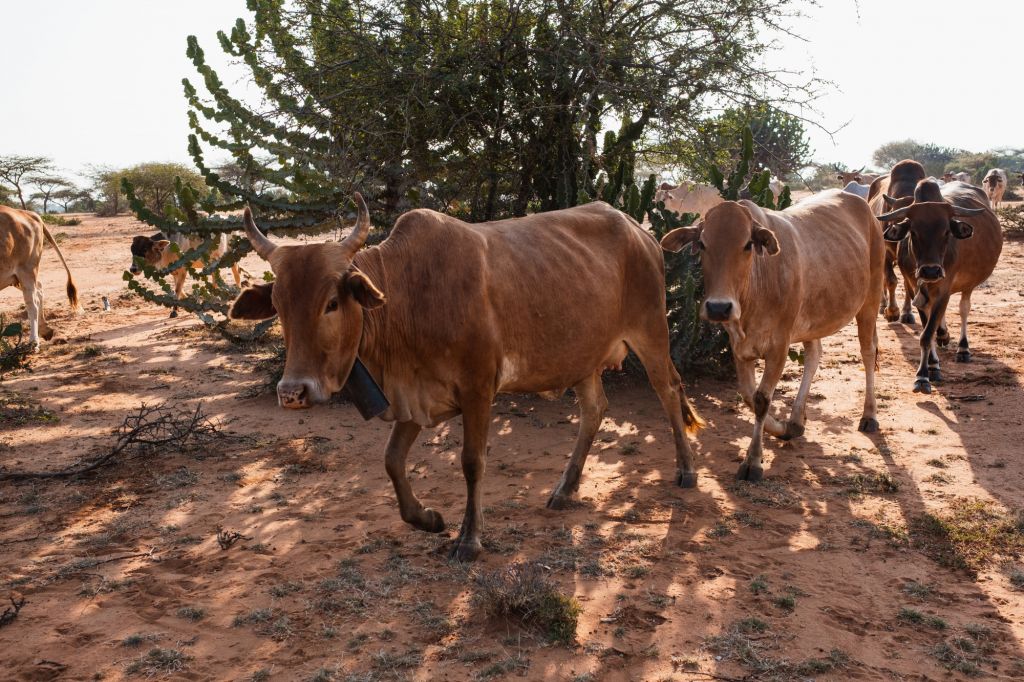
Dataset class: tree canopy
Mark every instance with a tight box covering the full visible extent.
[180,0,813,225]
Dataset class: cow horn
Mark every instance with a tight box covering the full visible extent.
[243,205,276,259]
[875,206,912,223]
[340,192,371,258]
[882,194,898,208]
[951,205,986,217]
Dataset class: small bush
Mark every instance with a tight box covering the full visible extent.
[40,213,81,227]
[126,648,191,675]
[998,205,1024,238]
[474,561,581,644]
[912,498,1024,571]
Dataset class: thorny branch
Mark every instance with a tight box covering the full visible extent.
[0,403,229,482]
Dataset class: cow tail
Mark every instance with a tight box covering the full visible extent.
[42,225,80,311]
[682,395,706,434]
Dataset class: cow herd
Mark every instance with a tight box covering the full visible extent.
[0,157,1010,561]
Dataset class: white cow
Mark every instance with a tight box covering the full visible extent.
[654,181,724,217]
[982,169,1007,209]
[842,181,871,199]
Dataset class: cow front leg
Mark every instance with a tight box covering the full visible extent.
[882,252,900,322]
[900,275,916,325]
[780,339,821,440]
[450,398,492,562]
[735,357,788,438]
[737,346,787,482]
[548,372,607,508]
[955,290,973,362]
[915,293,949,394]
[384,421,445,533]
[169,268,187,318]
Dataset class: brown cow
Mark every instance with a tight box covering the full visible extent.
[229,195,703,561]
[837,168,880,186]
[868,159,927,324]
[875,179,1002,393]
[129,232,241,317]
[0,206,79,346]
[660,190,883,481]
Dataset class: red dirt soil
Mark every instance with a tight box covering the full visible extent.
[1,212,1023,681]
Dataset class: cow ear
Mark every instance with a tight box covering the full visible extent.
[343,269,386,309]
[883,220,910,242]
[751,223,780,256]
[660,224,702,254]
[229,282,276,320]
[950,220,974,239]
[153,239,171,254]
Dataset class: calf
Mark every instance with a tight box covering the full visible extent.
[129,232,241,317]
[982,168,1007,209]
[0,206,79,346]
[837,168,880,186]
[660,190,883,481]
[875,179,1002,393]
[654,181,724,217]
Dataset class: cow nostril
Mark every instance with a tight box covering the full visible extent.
[705,301,733,320]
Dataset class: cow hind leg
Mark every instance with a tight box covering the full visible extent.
[449,396,493,562]
[170,268,187,318]
[547,371,607,509]
[855,307,880,432]
[18,275,45,347]
[231,263,242,288]
[629,336,702,488]
[955,290,973,362]
[737,346,788,482]
[383,421,445,534]
[900,275,916,325]
[779,339,821,441]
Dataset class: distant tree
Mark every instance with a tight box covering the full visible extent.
[0,184,13,207]
[93,162,206,217]
[28,175,76,213]
[872,140,961,178]
[0,155,55,209]
[53,186,92,213]
[944,152,998,185]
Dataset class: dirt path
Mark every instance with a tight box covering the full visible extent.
[1,213,1022,681]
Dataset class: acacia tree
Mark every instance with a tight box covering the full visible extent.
[29,175,76,213]
[0,155,54,209]
[872,140,961,178]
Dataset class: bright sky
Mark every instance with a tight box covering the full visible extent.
[1,0,1020,180]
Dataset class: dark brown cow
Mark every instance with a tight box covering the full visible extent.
[868,160,927,324]
[660,190,884,481]
[0,206,79,346]
[229,195,703,561]
[875,179,1002,393]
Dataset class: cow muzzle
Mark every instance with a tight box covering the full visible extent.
[129,264,139,275]
[916,265,945,282]
[277,379,320,409]
[703,299,737,322]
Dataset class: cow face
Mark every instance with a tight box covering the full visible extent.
[837,171,863,185]
[660,202,779,323]
[229,196,383,409]
[129,234,171,274]
[876,202,981,283]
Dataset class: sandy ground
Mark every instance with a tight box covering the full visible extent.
[0,211,1023,681]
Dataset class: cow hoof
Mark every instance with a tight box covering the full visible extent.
[41,328,55,341]
[546,491,575,510]
[413,508,446,534]
[936,334,950,349]
[900,312,916,325]
[675,471,698,488]
[913,378,931,394]
[955,350,971,363]
[778,421,804,441]
[928,368,942,383]
[858,417,879,433]
[447,539,482,563]
[169,310,179,319]
[735,462,764,483]
[883,309,900,323]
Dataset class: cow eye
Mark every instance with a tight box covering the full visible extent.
[325,299,339,314]
[743,240,753,251]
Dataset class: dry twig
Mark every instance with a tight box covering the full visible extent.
[0,592,26,628]
[0,403,226,481]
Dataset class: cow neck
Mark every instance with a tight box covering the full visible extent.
[351,245,389,380]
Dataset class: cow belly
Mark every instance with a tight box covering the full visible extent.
[496,341,628,394]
